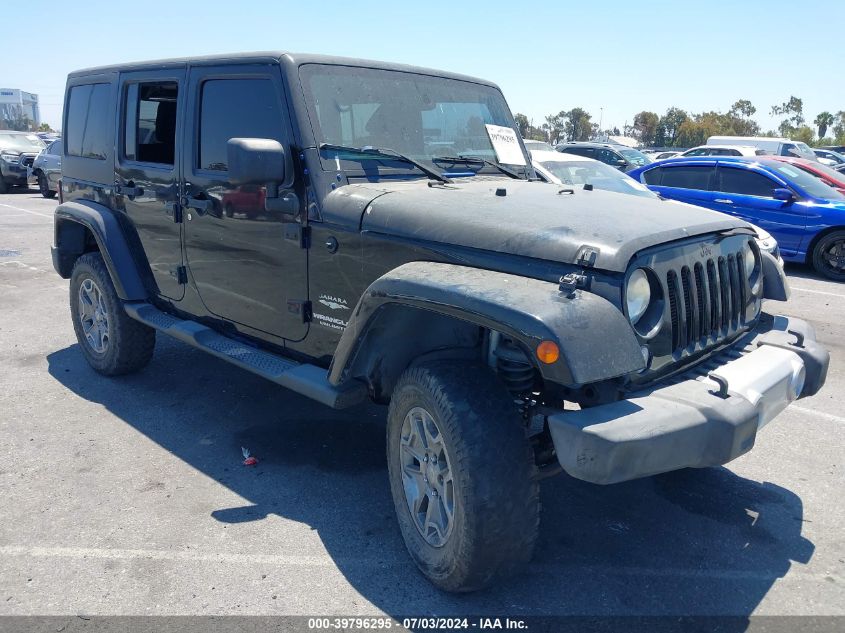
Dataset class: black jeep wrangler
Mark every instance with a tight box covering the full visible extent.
[52,52,829,592]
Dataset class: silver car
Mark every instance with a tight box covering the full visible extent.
[31,138,62,198]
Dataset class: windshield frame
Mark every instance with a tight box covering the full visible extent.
[298,63,529,179]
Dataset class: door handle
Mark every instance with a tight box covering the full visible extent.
[714,198,733,204]
[184,196,213,214]
[116,181,143,197]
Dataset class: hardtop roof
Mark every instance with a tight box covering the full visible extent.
[67,51,499,88]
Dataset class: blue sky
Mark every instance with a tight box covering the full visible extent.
[5,0,843,134]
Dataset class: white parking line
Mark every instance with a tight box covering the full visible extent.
[0,544,840,583]
[790,405,845,426]
[791,286,845,299]
[0,202,52,219]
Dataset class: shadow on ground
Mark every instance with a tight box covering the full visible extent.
[47,337,813,623]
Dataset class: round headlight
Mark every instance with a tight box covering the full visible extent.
[626,268,651,324]
[744,243,756,278]
[744,241,761,293]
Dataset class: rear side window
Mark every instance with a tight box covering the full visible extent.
[719,168,777,197]
[198,78,284,171]
[65,83,110,160]
[124,81,178,165]
[660,165,713,190]
[642,167,662,185]
[562,147,592,158]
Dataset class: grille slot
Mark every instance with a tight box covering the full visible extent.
[667,270,680,350]
[665,249,750,354]
[680,266,694,347]
[694,263,707,338]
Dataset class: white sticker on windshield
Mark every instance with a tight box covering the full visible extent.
[485,125,527,166]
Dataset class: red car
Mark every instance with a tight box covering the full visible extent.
[766,156,845,195]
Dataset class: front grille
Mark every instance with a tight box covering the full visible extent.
[665,248,750,354]
[20,153,36,168]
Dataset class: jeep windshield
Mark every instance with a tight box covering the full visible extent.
[300,64,528,178]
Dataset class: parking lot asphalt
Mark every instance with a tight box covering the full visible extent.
[0,188,843,618]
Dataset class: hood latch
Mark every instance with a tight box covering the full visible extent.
[559,272,589,297]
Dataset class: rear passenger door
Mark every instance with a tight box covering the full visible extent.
[181,64,308,341]
[643,164,716,208]
[115,70,185,301]
[715,165,807,256]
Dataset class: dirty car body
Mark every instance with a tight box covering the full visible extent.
[51,52,829,591]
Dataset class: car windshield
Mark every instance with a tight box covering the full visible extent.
[618,147,652,166]
[0,132,46,152]
[539,159,657,198]
[795,142,814,156]
[300,64,526,172]
[793,162,845,187]
[767,162,845,200]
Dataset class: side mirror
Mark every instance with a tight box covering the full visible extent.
[773,188,794,202]
[616,158,629,166]
[227,138,285,185]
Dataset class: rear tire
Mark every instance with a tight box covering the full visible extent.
[38,172,56,198]
[69,252,156,375]
[386,362,539,592]
[811,230,845,281]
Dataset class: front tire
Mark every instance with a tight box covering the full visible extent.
[387,362,539,592]
[69,252,156,375]
[812,230,845,281]
[38,172,56,198]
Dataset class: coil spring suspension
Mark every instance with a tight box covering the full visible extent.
[494,341,535,396]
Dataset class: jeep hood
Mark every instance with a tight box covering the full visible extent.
[324,179,751,273]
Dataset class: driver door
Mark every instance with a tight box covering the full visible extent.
[181,64,308,341]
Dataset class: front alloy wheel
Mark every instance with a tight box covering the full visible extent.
[399,406,455,547]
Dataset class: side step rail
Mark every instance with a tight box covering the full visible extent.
[124,302,366,409]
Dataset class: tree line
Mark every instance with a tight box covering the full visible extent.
[515,97,845,148]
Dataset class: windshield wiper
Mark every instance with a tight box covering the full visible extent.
[431,154,523,179]
[319,143,452,184]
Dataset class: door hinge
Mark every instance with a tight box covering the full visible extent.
[287,299,312,323]
[284,223,310,249]
[176,265,188,285]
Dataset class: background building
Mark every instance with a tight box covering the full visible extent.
[0,89,41,130]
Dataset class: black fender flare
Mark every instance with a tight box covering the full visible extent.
[761,251,789,302]
[52,200,147,301]
[328,262,645,392]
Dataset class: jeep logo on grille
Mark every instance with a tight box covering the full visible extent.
[699,243,713,258]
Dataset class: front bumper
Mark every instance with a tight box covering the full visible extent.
[1,162,30,185]
[548,315,829,485]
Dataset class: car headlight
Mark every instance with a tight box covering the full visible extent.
[0,151,21,164]
[744,240,762,293]
[626,268,651,324]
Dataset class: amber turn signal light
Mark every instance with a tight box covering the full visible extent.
[536,340,560,364]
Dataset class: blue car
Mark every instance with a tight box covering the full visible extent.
[628,156,845,280]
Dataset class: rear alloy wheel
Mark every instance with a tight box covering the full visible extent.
[387,362,539,592]
[38,172,56,198]
[812,230,845,281]
[70,252,156,375]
